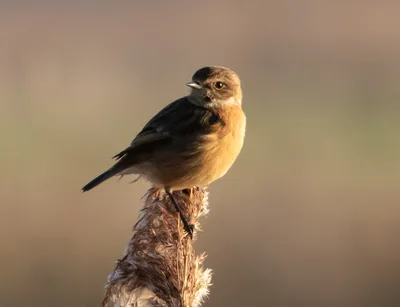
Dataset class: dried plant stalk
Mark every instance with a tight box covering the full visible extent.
[103,187,212,307]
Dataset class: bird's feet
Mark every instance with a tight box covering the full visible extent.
[183,220,195,239]
[177,209,195,239]
[165,189,195,239]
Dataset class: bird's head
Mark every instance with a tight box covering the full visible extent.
[186,66,242,107]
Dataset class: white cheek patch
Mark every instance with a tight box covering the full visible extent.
[209,96,241,108]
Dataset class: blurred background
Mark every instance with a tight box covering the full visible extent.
[1,1,400,307]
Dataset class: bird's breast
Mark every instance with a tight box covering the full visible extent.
[196,105,246,185]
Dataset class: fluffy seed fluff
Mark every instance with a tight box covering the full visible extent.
[103,187,212,307]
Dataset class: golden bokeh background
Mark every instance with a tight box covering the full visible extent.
[1,2,399,307]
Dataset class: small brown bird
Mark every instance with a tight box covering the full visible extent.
[82,66,246,237]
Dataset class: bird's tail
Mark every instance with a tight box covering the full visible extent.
[82,168,118,192]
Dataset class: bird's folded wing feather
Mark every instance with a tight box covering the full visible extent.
[112,97,223,162]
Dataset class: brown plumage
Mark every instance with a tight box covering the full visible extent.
[82,66,246,236]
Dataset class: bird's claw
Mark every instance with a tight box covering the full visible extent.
[184,222,195,239]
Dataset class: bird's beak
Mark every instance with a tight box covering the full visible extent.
[186,81,202,90]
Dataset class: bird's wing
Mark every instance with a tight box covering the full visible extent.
[112,97,224,163]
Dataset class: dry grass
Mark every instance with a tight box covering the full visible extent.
[103,188,212,307]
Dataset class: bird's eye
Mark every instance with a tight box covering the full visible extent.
[215,82,225,89]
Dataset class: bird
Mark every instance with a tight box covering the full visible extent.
[82,66,246,238]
